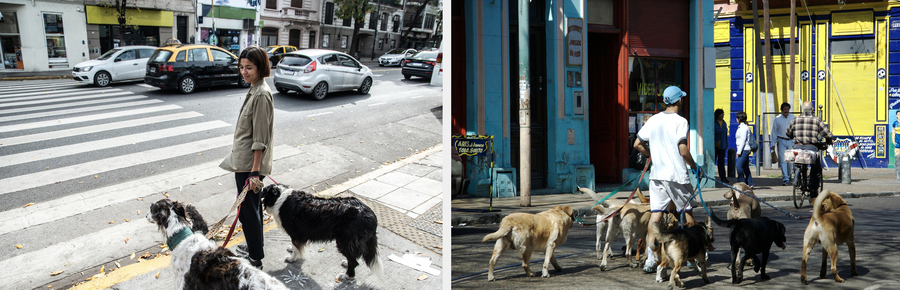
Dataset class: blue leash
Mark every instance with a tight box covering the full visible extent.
[682,168,808,222]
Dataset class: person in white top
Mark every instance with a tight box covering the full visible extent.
[770,102,795,186]
[734,111,754,187]
[633,86,700,273]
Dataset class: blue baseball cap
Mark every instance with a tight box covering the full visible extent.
[663,86,687,105]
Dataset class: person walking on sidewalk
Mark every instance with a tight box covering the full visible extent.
[734,111,754,188]
[786,101,833,204]
[219,46,275,269]
[714,108,729,183]
[771,102,795,186]
[632,86,700,273]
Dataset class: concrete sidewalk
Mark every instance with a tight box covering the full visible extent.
[66,146,443,290]
[451,167,900,226]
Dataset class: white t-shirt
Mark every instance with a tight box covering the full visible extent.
[637,112,690,184]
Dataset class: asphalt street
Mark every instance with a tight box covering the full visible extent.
[451,196,900,289]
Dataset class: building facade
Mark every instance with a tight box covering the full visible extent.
[714,0,900,169]
[0,0,89,72]
[84,0,196,60]
[319,0,439,59]
[197,0,259,56]
[451,0,716,197]
[259,0,320,49]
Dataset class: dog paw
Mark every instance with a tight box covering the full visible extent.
[286,247,293,253]
[487,276,496,282]
[335,273,355,282]
[851,270,858,277]
[760,273,770,280]
[835,277,845,283]
[541,271,550,278]
[600,265,607,271]
[526,272,535,277]
[284,256,299,263]
[341,260,348,267]
[801,278,808,285]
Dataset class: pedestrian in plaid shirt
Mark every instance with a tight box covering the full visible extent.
[786,101,833,203]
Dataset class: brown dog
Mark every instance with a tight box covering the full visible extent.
[724,182,761,220]
[801,190,857,285]
[594,200,649,270]
[651,217,715,289]
[482,205,575,281]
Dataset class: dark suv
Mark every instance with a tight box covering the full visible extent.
[144,44,249,94]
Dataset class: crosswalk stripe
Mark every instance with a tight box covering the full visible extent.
[0,99,162,123]
[0,121,230,168]
[0,87,107,100]
[0,145,300,236]
[0,135,233,196]
[0,83,83,92]
[0,94,142,114]
[0,104,182,133]
[0,112,204,147]
[0,89,126,105]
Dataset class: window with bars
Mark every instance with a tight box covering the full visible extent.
[424,13,435,30]
[392,15,400,32]
[369,12,378,30]
[324,2,334,25]
[381,13,388,31]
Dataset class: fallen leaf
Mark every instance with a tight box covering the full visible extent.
[318,247,325,252]
[124,218,130,222]
[217,182,222,186]
[417,274,428,280]
[433,220,443,224]
[94,175,98,178]
[50,271,64,276]
[46,167,50,169]
[136,198,143,201]
[46,285,51,288]
[163,193,169,198]
[109,220,116,224]
[64,262,68,266]
[100,266,105,273]
[15,245,23,249]
[434,246,443,250]
[115,262,121,268]
[198,153,202,156]
[130,252,135,259]
[137,210,141,215]
[155,272,160,279]
[334,278,340,283]
[140,253,152,259]
[78,182,83,184]
[124,238,129,244]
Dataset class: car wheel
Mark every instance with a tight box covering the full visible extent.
[357,77,372,95]
[276,87,288,94]
[312,82,328,101]
[404,74,411,80]
[178,76,196,94]
[94,71,111,87]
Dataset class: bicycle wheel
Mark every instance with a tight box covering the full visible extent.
[793,166,806,209]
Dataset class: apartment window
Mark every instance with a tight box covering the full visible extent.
[291,0,303,8]
[343,18,351,27]
[831,38,875,55]
[380,13,388,31]
[424,13,435,30]
[266,0,277,9]
[324,2,334,25]
[43,13,67,65]
[392,15,400,32]
[369,12,378,30]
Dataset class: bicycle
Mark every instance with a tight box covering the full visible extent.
[790,146,825,209]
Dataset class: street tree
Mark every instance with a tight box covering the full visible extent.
[99,0,140,46]
[335,0,376,58]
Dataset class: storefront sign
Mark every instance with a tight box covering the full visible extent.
[889,87,900,99]
[567,18,583,65]
[452,135,494,157]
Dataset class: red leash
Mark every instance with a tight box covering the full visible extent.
[221,176,280,247]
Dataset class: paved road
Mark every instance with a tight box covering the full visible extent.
[451,197,900,289]
[0,67,443,289]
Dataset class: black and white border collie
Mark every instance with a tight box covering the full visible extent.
[259,184,383,281]
[146,199,288,290]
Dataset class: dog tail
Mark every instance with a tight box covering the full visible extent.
[813,190,835,222]
[708,207,736,228]
[362,234,383,277]
[482,224,512,242]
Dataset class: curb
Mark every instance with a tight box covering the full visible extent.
[451,191,900,226]
[0,75,72,81]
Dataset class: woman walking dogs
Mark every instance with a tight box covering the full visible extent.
[219,46,275,269]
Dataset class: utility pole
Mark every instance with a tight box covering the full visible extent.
[763,0,775,170]
[752,0,766,176]
[371,0,382,60]
[518,0,531,207]
[789,0,796,106]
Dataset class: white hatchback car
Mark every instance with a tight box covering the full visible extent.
[273,49,374,101]
[378,48,417,67]
[72,45,158,87]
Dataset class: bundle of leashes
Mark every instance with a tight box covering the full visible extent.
[575,159,651,226]
[205,176,280,247]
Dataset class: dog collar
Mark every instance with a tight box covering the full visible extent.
[167,227,193,251]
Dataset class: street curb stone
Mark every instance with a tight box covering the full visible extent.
[451,191,900,226]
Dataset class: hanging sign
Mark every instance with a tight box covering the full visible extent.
[567,18,583,66]
[209,34,218,45]
[452,135,494,157]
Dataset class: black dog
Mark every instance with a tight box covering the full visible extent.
[259,184,382,281]
[710,208,787,284]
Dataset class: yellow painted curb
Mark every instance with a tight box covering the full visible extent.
[70,223,277,290]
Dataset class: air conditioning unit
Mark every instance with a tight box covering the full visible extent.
[242,18,256,29]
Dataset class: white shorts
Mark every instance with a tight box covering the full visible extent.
[649,179,694,213]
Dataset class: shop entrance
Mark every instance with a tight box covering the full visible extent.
[588,32,622,183]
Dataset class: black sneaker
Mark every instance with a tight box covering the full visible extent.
[235,244,249,256]
[247,257,263,269]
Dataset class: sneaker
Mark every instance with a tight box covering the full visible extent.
[235,244,249,256]
[643,247,657,273]
[247,257,263,269]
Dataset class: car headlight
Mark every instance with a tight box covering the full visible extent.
[82,66,93,72]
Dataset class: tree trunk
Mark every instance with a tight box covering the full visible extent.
[400,0,431,48]
[118,0,128,46]
[351,20,363,57]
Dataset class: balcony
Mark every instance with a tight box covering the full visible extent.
[282,7,317,22]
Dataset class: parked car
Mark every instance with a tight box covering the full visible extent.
[430,41,443,87]
[273,49,373,101]
[402,51,440,80]
[143,44,249,94]
[72,45,158,87]
[378,48,417,67]
[267,45,298,68]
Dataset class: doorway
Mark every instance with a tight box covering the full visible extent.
[588,32,623,183]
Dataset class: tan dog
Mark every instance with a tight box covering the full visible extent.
[482,205,575,281]
[801,190,857,285]
[724,182,761,220]
[593,200,648,270]
[651,217,715,289]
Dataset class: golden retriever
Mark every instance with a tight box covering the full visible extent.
[801,190,857,284]
[482,205,575,281]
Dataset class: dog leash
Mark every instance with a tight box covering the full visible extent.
[205,176,264,246]
[680,167,712,228]
[575,159,650,226]
[704,176,810,220]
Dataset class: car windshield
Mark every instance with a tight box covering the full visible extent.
[148,50,173,63]
[97,48,122,60]
[412,51,440,60]
[266,47,279,53]
[384,49,405,55]
[280,54,313,67]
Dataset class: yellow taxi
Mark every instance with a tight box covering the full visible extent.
[143,44,249,94]
[266,45,299,67]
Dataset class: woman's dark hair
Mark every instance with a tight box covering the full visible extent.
[239,46,271,79]
[715,108,724,117]
[736,111,748,123]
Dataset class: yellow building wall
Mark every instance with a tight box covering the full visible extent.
[714,21,731,125]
